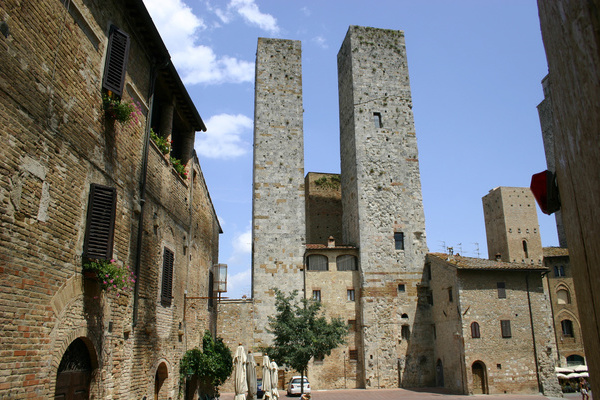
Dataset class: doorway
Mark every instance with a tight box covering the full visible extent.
[155,362,168,400]
[472,361,487,394]
[54,338,94,399]
[436,359,444,387]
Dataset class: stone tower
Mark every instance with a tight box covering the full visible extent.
[252,38,306,346]
[482,187,543,264]
[338,26,429,388]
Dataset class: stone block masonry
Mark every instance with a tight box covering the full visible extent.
[252,38,306,347]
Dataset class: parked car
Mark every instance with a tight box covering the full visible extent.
[287,376,310,396]
[257,378,264,398]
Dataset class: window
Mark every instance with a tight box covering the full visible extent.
[347,289,355,302]
[424,263,431,281]
[83,184,117,260]
[313,354,324,363]
[394,232,404,250]
[432,324,436,340]
[161,248,174,306]
[208,270,215,308]
[566,355,585,366]
[373,112,382,128]
[337,255,358,271]
[102,25,130,96]
[561,319,574,337]
[349,349,358,361]
[401,325,411,340]
[497,282,506,299]
[523,240,529,258]
[557,288,571,304]
[448,287,453,303]
[471,322,481,338]
[427,290,433,306]
[307,254,328,271]
[312,290,321,302]
[500,320,512,338]
[398,284,406,293]
[348,320,356,332]
[554,265,566,277]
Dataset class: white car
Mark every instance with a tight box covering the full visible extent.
[287,376,310,396]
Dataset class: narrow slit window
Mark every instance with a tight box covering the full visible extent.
[394,232,404,250]
[347,289,355,302]
[497,282,506,299]
[312,290,321,302]
[523,240,529,258]
[501,320,512,338]
[374,112,383,128]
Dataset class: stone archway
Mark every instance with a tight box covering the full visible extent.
[155,362,169,400]
[472,361,488,394]
[54,338,96,399]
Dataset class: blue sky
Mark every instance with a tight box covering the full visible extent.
[142,0,556,298]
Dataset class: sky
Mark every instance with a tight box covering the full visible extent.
[142,0,557,299]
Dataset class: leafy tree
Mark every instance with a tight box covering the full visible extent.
[263,289,348,394]
[179,330,232,399]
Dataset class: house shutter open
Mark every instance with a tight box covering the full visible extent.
[83,184,117,260]
[102,25,130,96]
[161,248,174,306]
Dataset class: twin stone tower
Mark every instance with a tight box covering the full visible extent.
[250,26,428,388]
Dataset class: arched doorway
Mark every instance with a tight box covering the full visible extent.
[472,361,487,394]
[436,359,444,387]
[155,362,169,400]
[54,338,94,399]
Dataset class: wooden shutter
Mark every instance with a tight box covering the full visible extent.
[161,248,174,306]
[497,282,506,298]
[501,320,512,338]
[471,322,481,338]
[83,184,117,260]
[102,25,130,96]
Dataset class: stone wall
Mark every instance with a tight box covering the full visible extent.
[0,0,219,398]
[252,38,306,348]
[338,25,429,388]
[305,172,343,246]
[537,2,600,392]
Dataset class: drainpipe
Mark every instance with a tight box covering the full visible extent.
[132,58,170,327]
[526,272,543,393]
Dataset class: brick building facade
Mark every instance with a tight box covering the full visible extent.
[0,0,221,398]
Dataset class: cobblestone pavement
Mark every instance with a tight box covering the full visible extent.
[219,389,592,400]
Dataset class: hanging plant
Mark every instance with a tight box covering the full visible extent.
[150,129,172,155]
[102,93,135,124]
[83,258,136,293]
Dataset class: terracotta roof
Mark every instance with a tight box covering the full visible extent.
[427,253,548,271]
[305,244,357,250]
[543,247,569,257]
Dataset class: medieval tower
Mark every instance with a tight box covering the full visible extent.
[252,38,306,347]
[482,187,543,264]
[337,26,429,388]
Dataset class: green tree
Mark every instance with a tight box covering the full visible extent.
[263,289,348,394]
[179,330,232,399]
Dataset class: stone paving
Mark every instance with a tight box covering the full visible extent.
[219,389,592,400]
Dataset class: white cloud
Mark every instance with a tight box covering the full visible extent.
[195,114,252,159]
[215,0,280,34]
[232,229,252,255]
[143,0,254,85]
[312,36,328,49]
[226,269,252,298]
[301,6,311,16]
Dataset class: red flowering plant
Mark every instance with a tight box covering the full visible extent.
[170,156,188,179]
[83,258,136,294]
[102,92,135,124]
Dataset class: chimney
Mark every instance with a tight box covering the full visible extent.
[328,236,335,248]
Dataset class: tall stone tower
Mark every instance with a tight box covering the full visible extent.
[482,187,543,264]
[252,38,306,346]
[338,26,429,388]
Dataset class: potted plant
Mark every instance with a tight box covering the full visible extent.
[102,92,135,124]
[170,157,188,180]
[150,129,172,155]
[83,258,135,293]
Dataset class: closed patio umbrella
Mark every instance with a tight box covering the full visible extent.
[574,365,588,372]
[233,345,248,400]
[261,355,272,400]
[246,352,257,400]
[270,361,279,400]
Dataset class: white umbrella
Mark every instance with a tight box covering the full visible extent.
[270,361,279,400]
[566,372,582,379]
[574,365,588,372]
[557,373,569,379]
[246,352,257,400]
[233,345,248,400]
[261,355,272,400]
[580,372,589,378]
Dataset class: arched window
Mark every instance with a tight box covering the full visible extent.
[307,254,328,271]
[522,240,529,258]
[401,313,409,319]
[471,322,481,338]
[561,319,574,337]
[566,354,585,366]
[557,288,571,304]
[336,255,357,271]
